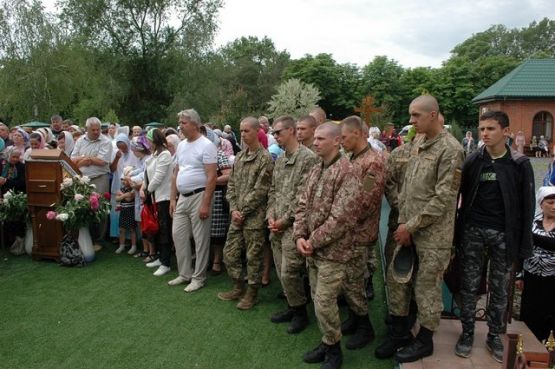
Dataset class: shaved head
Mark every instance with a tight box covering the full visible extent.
[316,122,341,138]
[241,116,260,131]
[410,95,439,113]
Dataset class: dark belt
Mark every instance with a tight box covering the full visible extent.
[181,188,205,197]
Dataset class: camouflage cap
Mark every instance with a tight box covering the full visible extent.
[391,244,415,284]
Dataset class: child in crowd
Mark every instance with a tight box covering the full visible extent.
[115,166,137,254]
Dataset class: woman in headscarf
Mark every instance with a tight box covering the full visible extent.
[57,131,75,156]
[0,147,26,195]
[10,128,28,162]
[517,186,555,342]
[109,133,140,249]
[23,132,45,162]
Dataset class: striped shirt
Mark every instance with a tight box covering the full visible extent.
[524,214,555,277]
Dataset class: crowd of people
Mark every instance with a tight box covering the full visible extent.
[1,95,554,369]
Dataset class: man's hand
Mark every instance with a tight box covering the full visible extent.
[199,204,210,220]
[169,200,176,218]
[268,217,284,233]
[515,279,524,290]
[231,210,243,226]
[394,224,412,246]
[296,238,313,256]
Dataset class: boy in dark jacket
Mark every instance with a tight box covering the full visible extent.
[454,111,535,362]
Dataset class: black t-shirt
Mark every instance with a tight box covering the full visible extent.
[468,150,510,231]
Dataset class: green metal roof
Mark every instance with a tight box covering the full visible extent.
[472,59,555,104]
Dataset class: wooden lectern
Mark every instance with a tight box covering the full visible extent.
[26,149,80,261]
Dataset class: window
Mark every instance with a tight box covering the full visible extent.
[532,111,554,140]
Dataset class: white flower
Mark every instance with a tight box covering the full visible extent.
[55,213,69,222]
[4,191,13,200]
[61,178,73,189]
[3,198,9,204]
[79,176,90,184]
[74,194,84,201]
[90,184,96,189]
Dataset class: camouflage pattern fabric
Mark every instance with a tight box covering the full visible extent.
[224,228,266,285]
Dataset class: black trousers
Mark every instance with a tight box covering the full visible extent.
[520,270,555,342]
[151,200,172,267]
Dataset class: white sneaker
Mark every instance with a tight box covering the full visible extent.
[168,276,189,286]
[115,245,125,254]
[153,265,171,276]
[128,246,137,255]
[184,280,204,293]
[146,259,162,268]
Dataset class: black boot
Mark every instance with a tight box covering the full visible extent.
[407,299,418,330]
[322,342,343,369]
[394,326,434,363]
[346,314,375,350]
[366,277,375,301]
[340,309,357,335]
[288,305,309,334]
[375,315,412,359]
[270,306,294,323]
[303,342,327,363]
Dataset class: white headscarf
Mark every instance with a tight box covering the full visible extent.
[536,186,555,212]
[61,131,75,156]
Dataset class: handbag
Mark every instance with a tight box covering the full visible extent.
[140,168,159,237]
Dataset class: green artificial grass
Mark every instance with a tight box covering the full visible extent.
[0,246,393,369]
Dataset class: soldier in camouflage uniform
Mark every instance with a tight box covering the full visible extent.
[297,115,317,152]
[217,117,274,310]
[294,122,363,369]
[454,111,535,363]
[266,116,318,334]
[338,116,385,350]
[376,95,464,363]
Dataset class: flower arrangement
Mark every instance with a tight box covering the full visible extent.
[0,190,28,223]
[47,175,110,231]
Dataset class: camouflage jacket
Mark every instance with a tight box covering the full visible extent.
[398,131,464,249]
[227,146,274,229]
[349,146,386,245]
[267,145,318,229]
[293,154,362,263]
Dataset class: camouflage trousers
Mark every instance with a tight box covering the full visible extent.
[223,227,265,285]
[388,246,451,331]
[460,225,510,335]
[270,228,307,307]
[343,248,369,316]
[366,241,378,277]
[307,257,348,345]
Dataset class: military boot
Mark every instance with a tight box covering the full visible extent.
[341,309,357,335]
[375,315,412,359]
[236,284,258,310]
[271,306,294,323]
[287,304,309,334]
[303,342,327,363]
[322,342,343,369]
[217,279,244,301]
[394,327,434,363]
[346,314,375,350]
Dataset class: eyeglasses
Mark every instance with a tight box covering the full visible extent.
[272,128,285,136]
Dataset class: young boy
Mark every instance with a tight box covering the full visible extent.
[454,111,535,362]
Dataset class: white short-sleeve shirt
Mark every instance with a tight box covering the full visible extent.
[175,136,217,194]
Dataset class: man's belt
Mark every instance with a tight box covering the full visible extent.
[181,188,206,197]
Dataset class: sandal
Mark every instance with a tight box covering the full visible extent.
[134,251,148,259]
[143,254,157,263]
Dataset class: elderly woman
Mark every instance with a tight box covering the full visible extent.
[109,133,140,252]
[10,128,28,161]
[517,186,555,342]
[57,131,75,156]
[0,147,26,195]
[165,134,181,157]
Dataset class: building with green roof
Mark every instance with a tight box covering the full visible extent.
[472,59,555,148]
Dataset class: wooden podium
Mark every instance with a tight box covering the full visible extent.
[26,149,80,261]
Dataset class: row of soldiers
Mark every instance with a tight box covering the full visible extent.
[215,95,464,369]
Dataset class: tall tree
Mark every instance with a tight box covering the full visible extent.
[266,78,320,119]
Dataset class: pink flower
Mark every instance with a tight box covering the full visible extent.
[91,192,100,199]
[103,192,111,200]
[90,196,99,211]
[46,211,57,220]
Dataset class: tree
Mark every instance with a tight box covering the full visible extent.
[266,78,321,119]
[283,53,362,119]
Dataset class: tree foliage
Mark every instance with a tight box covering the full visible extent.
[266,78,321,119]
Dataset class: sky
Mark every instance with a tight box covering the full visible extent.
[44,0,555,68]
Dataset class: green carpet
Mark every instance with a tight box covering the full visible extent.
[0,247,393,369]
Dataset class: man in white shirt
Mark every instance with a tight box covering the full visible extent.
[71,117,113,244]
[168,109,217,292]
